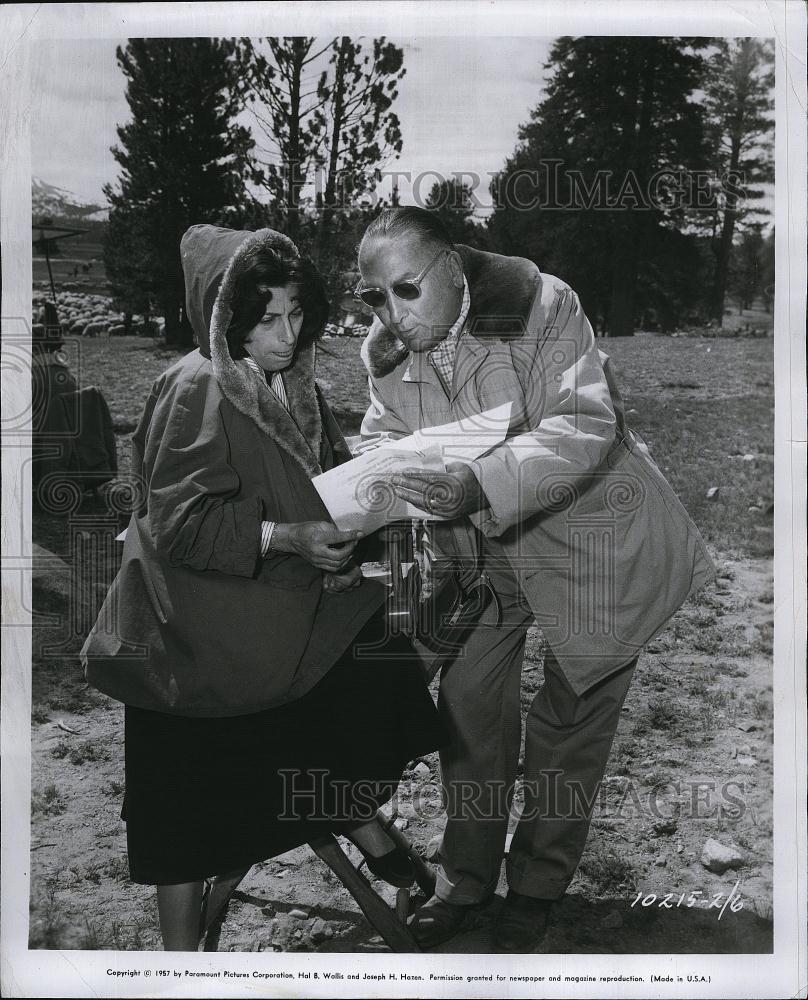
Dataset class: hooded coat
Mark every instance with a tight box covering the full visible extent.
[360,244,716,695]
[82,225,385,716]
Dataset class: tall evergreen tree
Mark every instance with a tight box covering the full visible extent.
[234,37,404,264]
[103,200,153,331]
[701,38,774,323]
[233,37,325,243]
[488,37,709,335]
[424,178,492,249]
[311,36,404,262]
[104,38,254,348]
[758,227,775,311]
[728,223,770,311]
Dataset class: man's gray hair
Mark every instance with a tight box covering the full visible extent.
[360,206,455,257]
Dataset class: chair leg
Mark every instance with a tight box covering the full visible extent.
[308,834,420,953]
[198,868,251,947]
[376,810,437,898]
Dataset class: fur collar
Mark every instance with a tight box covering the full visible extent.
[207,229,324,477]
[361,244,541,379]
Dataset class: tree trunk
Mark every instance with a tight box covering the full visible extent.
[710,41,752,325]
[161,280,186,347]
[162,303,181,346]
[711,189,739,324]
[284,42,306,243]
[173,266,195,349]
[609,216,640,337]
[313,37,348,265]
[608,44,656,337]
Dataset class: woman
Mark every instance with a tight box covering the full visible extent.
[81,225,445,951]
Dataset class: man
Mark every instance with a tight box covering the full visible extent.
[356,207,715,951]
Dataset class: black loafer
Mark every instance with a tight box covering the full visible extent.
[492,890,554,952]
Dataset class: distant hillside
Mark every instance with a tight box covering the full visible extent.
[32,177,107,224]
[32,179,109,293]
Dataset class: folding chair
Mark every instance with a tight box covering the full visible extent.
[198,810,436,953]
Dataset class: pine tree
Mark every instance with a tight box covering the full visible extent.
[423,178,493,251]
[488,37,710,335]
[701,38,774,324]
[104,38,254,348]
[234,36,404,271]
[233,38,325,243]
[103,200,153,331]
[728,224,772,312]
[311,36,404,263]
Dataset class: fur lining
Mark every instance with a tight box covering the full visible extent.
[361,244,541,379]
[359,318,409,378]
[208,229,324,477]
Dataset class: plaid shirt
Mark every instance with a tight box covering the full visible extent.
[425,276,471,394]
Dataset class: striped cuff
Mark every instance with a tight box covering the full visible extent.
[260,520,276,557]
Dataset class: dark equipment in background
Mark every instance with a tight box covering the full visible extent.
[31,223,118,507]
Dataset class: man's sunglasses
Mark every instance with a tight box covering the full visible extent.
[354,248,448,309]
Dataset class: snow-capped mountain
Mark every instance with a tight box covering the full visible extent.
[32,178,107,223]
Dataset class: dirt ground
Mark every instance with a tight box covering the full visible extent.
[28,334,774,955]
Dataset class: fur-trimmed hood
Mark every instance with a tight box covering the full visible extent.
[360,244,542,379]
[180,224,324,477]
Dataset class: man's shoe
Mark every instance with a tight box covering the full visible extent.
[408,895,491,949]
[492,889,554,953]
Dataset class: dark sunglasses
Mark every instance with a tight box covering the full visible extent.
[354,248,448,309]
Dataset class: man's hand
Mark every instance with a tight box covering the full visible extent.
[272,521,360,571]
[389,462,489,519]
[322,563,363,593]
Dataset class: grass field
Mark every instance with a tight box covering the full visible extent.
[29,333,775,954]
[57,332,774,559]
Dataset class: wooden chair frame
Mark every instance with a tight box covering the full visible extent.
[198,809,436,953]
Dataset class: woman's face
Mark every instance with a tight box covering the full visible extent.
[242,284,304,371]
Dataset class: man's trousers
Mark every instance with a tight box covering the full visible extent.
[433,561,638,905]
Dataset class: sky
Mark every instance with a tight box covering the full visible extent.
[31,37,554,215]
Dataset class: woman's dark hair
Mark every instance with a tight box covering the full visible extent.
[360,206,455,256]
[226,248,329,360]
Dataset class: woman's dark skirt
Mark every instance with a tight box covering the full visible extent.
[121,608,446,884]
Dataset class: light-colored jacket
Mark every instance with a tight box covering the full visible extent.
[359,244,715,694]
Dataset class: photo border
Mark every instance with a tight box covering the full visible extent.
[2,2,805,998]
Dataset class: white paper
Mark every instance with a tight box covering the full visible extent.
[313,402,512,533]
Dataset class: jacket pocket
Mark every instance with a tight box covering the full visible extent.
[564,437,639,518]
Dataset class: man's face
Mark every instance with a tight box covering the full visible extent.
[358,235,464,353]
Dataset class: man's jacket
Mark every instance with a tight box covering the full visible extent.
[360,244,715,694]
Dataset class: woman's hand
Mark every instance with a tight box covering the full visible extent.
[322,563,363,593]
[271,521,360,571]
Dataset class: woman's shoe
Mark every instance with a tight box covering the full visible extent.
[345,834,416,888]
